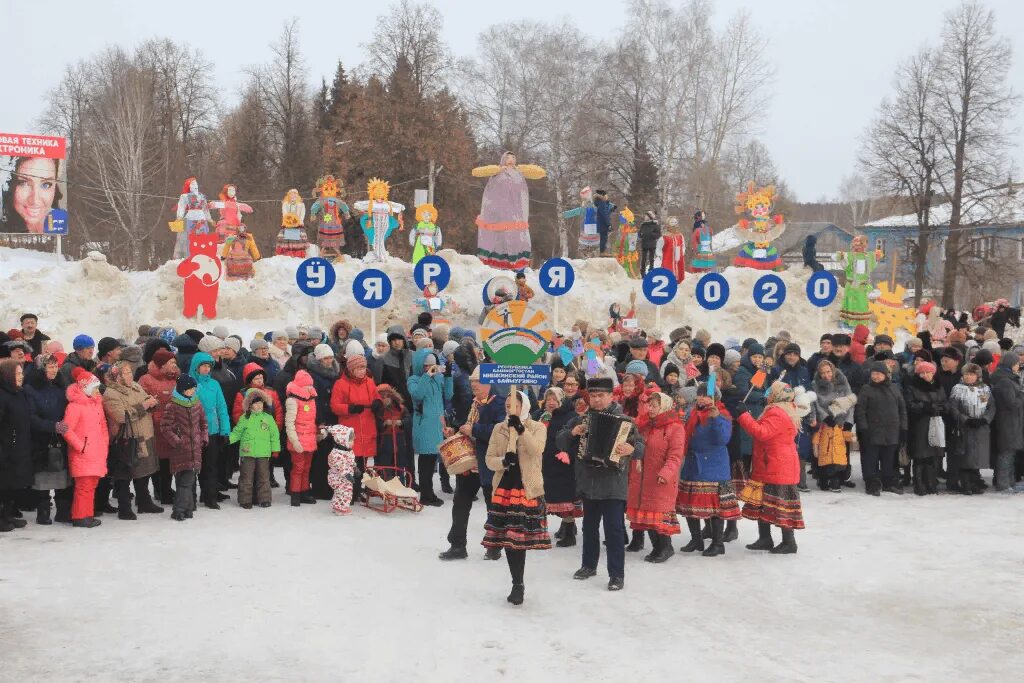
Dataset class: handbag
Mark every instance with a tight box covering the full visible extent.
[109,411,140,478]
[927,416,946,448]
[168,219,185,233]
[45,440,66,472]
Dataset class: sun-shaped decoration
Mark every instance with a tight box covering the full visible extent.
[367,177,390,202]
[869,282,917,337]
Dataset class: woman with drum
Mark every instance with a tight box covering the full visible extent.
[482,390,550,605]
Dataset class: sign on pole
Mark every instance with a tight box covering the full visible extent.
[352,269,393,309]
[413,254,451,291]
[295,257,337,297]
[753,274,786,312]
[695,272,730,311]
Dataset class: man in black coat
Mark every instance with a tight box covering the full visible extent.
[19,314,51,358]
[615,336,662,384]
[990,353,1024,491]
[855,362,908,496]
[381,332,414,407]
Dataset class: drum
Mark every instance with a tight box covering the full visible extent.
[440,433,477,475]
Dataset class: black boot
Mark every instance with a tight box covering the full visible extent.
[701,519,712,539]
[680,518,705,552]
[745,521,774,550]
[95,478,116,514]
[648,534,675,563]
[485,547,502,560]
[770,527,798,554]
[54,497,72,524]
[438,545,468,560]
[867,478,882,496]
[554,520,566,541]
[135,479,164,514]
[417,454,443,507]
[73,517,101,528]
[702,517,725,557]
[913,463,927,496]
[36,495,52,525]
[723,519,739,542]
[290,493,301,507]
[556,521,577,548]
[626,529,646,552]
[269,470,280,488]
[507,584,525,605]
[300,491,317,504]
[202,490,221,510]
[643,530,661,561]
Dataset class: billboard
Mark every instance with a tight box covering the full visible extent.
[0,133,68,235]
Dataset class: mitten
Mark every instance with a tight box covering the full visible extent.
[733,402,749,418]
[555,451,570,465]
[370,399,383,414]
[349,404,365,414]
[502,451,519,469]
[55,421,69,435]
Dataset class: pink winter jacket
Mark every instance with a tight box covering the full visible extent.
[63,383,110,478]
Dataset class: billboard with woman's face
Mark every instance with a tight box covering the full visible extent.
[0,133,68,234]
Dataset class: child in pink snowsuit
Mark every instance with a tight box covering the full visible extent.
[325,424,356,515]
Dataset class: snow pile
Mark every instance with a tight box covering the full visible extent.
[0,246,841,348]
[711,225,744,252]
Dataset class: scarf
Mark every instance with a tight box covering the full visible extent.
[684,401,731,449]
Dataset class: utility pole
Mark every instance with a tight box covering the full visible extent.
[427,159,444,204]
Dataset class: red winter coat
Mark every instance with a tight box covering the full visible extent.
[851,325,869,365]
[285,372,318,454]
[737,405,799,485]
[160,395,208,474]
[232,386,284,429]
[627,410,685,513]
[63,383,110,479]
[139,363,178,459]
[330,373,381,458]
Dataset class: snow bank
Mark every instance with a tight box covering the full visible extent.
[0,246,841,349]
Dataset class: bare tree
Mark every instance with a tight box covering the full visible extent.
[364,0,453,96]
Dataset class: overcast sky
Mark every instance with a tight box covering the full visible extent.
[2,0,1022,201]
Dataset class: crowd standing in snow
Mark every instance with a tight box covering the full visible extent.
[1,300,1023,605]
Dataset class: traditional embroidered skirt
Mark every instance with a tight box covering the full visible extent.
[739,480,805,529]
[477,222,531,271]
[482,468,551,551]
[732,243,783,271]
[730,461,748,497]
[546,499,583,518]
[275,228,309,258]
[224,251,253,280]
[840,286,872,325]
[688,252,716,273]
[675,481,741,520]
[627,508,681,535]
[318,223,346,250]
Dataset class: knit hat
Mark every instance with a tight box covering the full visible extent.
[242,363,266,385]
[375,333,388,346]
[941,347,963,362]
[153,349,176,369]
[176,375,197,394]
[344,339,364,359]
[868,361,890,376]
[387,332,405,345]
[663,362,680,379]
[913,349,934,363]
[272,330,289,341]
[224,337,241,353]
[422,353,438,367]
[915,361,937,375]
[724,349,742,367]
[314,343,335,361]
[346,354,367,372]
[442,340,459,357]
[212,325,229,339]
[873,350,896,361]
[747,343,765,357]
[690,343,705,358]
[783,343,802,357]
[974,349,994,367]
[71,367,92,384]
[625,359,649,378]
[819,333,834,343]
[97,337,122,359]
[449,327,466,342]
[284,326,299,340]
[72,334,95,351]
[250,338,269,352]
[706,343,725,361]
[198,335,225,354]
[412,328,430,340]
[982,340,1001,355]
[998,352,1019,370]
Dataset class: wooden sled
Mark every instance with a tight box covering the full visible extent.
[361,466,422,514]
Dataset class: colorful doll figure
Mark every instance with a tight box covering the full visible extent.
[413,282,460,327]
[731,184,786,271]
[472,151,546,270]
[839,234,884,328]
[173,177,214,259]
[616,206,640,278]
[658,215,686,283]
[209,184,253,244]
[409,203,443,265]
[354,177,404,263]
[220,225,261,281]
[563,186,599,256]
[688,209,715,273]
[310,175,350,262]
[276,189,309,258]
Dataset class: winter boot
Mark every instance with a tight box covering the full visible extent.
[912,463,927,496]
[485,547,503,561]
[300,491,317,504]
[745,521,775,551]
[95,478,116,514]
[770,527,798,554]
[554,520,566,541]
[626,529,646,552]
[417,455,444,507]
[556,521,577,548]
[290,494,302,507]
[440,477,453,495]
[643,530,661,561]
[573,566,597,580]
[72,517,101,528]
[607,577,624,591]
[4,502,26,528]
[171,510,187,521]
[36,497,52,525]
[269,470,280,488]
[925,457,940,494]
[723,519,739,543]
[866,478,882,496]
[54,498,72,524]
[681,518,705,552]
[701,519,713,539]
[0,516,13,532]
[135,478,164,514]
[438,545,468,561]
[115,481,137,521]
[507,584,525,606]
[648,534,675,563]
[702,517,725,557]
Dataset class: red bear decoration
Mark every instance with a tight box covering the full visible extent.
[176,232,223,319]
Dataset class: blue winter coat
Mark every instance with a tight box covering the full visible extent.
[189,352,231,436]
[680,413,732,482]
[407,348,453,455]
[770,358,812,391]
[595,198,617,232]
[471,395,506,487]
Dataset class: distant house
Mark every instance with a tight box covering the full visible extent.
[713,222,854,271]
[859,184,1024,308]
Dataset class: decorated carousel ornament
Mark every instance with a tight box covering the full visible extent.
[354,177,404,263]
[409,203,443,265]
[731,184,786,271]
[688,209,715,273]
[472,151,546,271]
[172,177,213,259]
[839,234,883,328]
[276,189,309,258]
[658,215,686,283]
[310,174,350,263]
[615,206,640,279]
[219,225,261,281]
[562,186,598,256]
[209,184,253,244]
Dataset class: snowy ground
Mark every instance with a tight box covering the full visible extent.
[2,466,1023,682]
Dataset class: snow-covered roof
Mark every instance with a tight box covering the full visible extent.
[864,185,1024,228]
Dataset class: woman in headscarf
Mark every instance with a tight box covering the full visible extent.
[102,360,162,519]
[483,390,550,605]
[23,354,72,524]
[812,361,857,492]
[534,386,580,547]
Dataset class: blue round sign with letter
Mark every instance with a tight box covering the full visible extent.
[352,269,392,309]
[806,270,839,308]
[641,268,678,305]
[295,257,336,297]
[413,255,451,292]
[539,258,575,296]
[753,274,786,312]
[695,273,730,311]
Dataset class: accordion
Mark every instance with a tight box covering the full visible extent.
[578,412,634,470]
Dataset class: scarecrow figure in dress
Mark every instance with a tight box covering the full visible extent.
[309,175,350,263]
[276,189,309,258]
[840,234,884,328]
[688,209,716,273]
[354,177,404,263]
[413,282,461,327]
[616,207,640,278]
[563,186,599,256]
[173,177,214,259]
[209,184,253,244]
[472,151,546,270]
[220,225,261,281]
[731,184,786,271]
[409,203,443,265]
[658,216,686,283]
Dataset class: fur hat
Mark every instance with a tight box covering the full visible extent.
[706,343,725,361]
[198,335,225,354]
[243,388,270,412]
[587,377,614,393]
[153,349,176,369]
[224,337,241,353]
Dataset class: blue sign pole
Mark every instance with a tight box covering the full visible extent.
[295,257,337,297]
[352,269,393,341]
[539,258,575,332]
[806,270,839,334]
[641,267,679,331]
[695,273,730,311]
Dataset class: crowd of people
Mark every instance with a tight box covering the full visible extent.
[1,303,1023,605]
